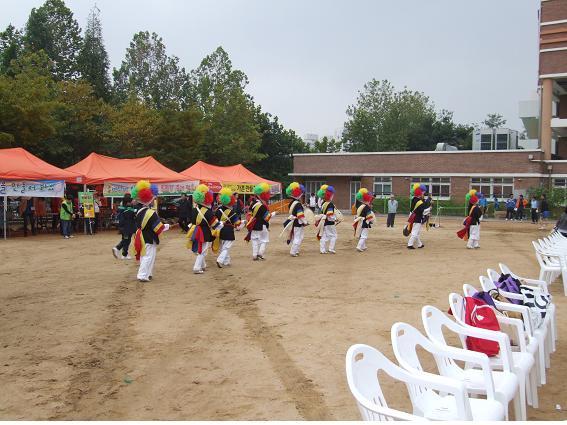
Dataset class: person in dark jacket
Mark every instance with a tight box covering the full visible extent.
[539,194,550,229]
[177,193,191,232]
[215,188,242,268]
[113,194,137,259]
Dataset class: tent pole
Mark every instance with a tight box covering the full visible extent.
[83,184,87,235]
[3,195,7,240]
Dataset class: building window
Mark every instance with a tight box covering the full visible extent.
[411,177,451,199]
[304,180,325,198]
[470,177,514,199]
[496,134,508,150]
[350,180,361,206]
[553,178,567,188]
[373,177,392,197]
[480,134,492,150]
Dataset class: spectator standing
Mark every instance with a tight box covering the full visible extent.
[309,192,317,212]
[492,195,500,213]
[478,195,487,215]
[554,206,567,237]
[530,196,539,224]
[386,194,398,228]
[539,194,550,229]
[93,194,101,233]
[51,197,61,232]
[177,193,191,232]
[233,193,243,219]
[515,194,525,220]
[505,195,515,220]
[19,197,36,236]
[60,194,75,239]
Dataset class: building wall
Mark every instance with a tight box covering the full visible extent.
[293,151,545,175]
[541,0,567,22]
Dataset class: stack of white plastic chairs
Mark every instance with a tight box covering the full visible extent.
[345,262,557,421]
[532,229,567,296]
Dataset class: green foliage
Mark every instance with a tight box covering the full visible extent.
[77,6,111,101]
[0,24,24,75]
[482,113,507,129]
[249,108,310,185]
[312,136,342,153]
[527,186,566,209]
[188,46,262,165]
[113,31,188,110]
[24,0,83,80]
[342,79,473,152]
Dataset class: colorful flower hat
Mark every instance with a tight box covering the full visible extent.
[317,184,335,201]
[466,189,478,205]
[285,181,305,199]
[218,187,236,206]
[131,180,158,205]
[253,182,271,201]
[193,184,214,206]
[411,183,427,198]
[356,187,374,204]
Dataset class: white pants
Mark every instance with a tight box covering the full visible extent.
[356,228,369,250]
[467,224,480,248]
[290,226,305,255]
[320,225,337,252]
[251,226,269,258]
[137,243,157,280]
[194,241,211,271]
[408,223,423,247]
[217,240,234,265]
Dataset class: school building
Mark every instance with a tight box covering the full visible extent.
[290,149,567,210]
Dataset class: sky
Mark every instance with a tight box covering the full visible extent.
[1,0,541,139]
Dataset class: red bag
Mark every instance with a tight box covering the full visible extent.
[463,297,501,356]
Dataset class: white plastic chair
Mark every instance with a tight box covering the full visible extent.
[469,280,549,386]
[532,241,567,294]
[447,293,539,414]
[498,263,557,348]
[346,343,499,421]
[345,344,423,421]
[421,305,529,421]
[391,322,509,421]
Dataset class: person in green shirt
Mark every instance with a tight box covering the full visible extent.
[60,194,75,239]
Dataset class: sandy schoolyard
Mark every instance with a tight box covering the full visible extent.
[0,216,565,420]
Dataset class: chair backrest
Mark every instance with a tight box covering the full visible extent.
[345,344,421,421]
[479,275,497,292]
[499,263,518,279]
[532,241,548,268]
[486,268,500,284]
[422,305,467,349]
[448,293,466,327]
[462,283,478,297]
[391,322,464,391]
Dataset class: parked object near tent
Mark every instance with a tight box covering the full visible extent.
[0,148,83,240]
[181,160,281,194]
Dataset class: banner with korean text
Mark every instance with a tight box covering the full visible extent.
[103,181,199,198]
[0,180,65,198]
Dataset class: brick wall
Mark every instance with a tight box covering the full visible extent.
[293,151,545,175]
[541,0,567,22]
[540,50,567,75]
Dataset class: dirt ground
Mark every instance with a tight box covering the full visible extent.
[0,216,566,420]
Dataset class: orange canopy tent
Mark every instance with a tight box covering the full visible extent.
[65,153,191,184]
[0,148,83,239]
[0,148,82,182]
[180,161,281,194]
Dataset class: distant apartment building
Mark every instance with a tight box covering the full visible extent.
[303,133,319,147]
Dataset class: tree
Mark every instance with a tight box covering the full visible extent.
[77,5,111,101]
[109,97,161,157]
[250,108,310,183]
[24,0,83,80]
[0,24,24,75]
[113,31,188,109]
[188,46,263,165]
[154,108,206,171]
[312,136,342,153]
[342,79,436,152]
[483,113,506,129]
[0,51,57,153]
[47,80,113,166]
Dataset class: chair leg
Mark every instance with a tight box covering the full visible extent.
[530,365,539,409]
[518,372,528,420]
[513,390,523,421]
